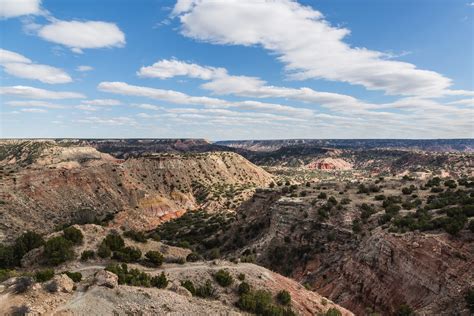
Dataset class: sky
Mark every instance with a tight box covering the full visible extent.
[0,0,473,140]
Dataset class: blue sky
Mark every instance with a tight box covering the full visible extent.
[0,0,473,139]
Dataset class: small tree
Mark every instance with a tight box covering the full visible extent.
[181,280,196,295]
[466,288,474,312]
[151,272,168,288]
[276,290,291,305]
[80,250,95,261]
[43,236,74,266]
[97,242,111,258]
[103,233,125,251]
[145,251,163,266]
[34,269,55,282]
[325,308,342,316]
[186,252,200,262]
[214,269,233,287]
[396,304,414,316]
[63,226,84,245]
[238,281,251,295]
[65,271,82,282]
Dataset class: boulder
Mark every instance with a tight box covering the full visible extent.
[168,281,192,297]
[48,274,74,293]
[95,270,118,288]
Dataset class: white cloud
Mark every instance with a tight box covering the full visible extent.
[76,65,94,72]
[75,105,100,111]
[20,108,47,113]
[138,58,378,112]
[172,0,452,96]
[6,100,65,109]
[81,99,122,106]
[0,49,71,84]
[77,116,137,126]
[0,85,85,99]
[134,103,163,111]
[38,20,125,53]
[3,62,72,84]
[0,48,31,64]
[0,0,41,19]
[138,59,226,79]
[98,81,313,117]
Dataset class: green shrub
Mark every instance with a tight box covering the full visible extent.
[469,220,474,233]
[97,242,111,258]
[0,269,15,282]
[123,230,147,243]
[103,233,125,251]
[14,277,33,294]
[324,308,342,316]
[0,245,17,269]
[374,194,386,201]
[105,263,151,287]
[112,246,142,263]
[214,269,233,287]
[276,290,291,305]
[151,271,168,288]
[65,271,82,282]
[186,252,200,262]
[195,280,217,298]
[34,269,54,282]
[318,192,327,199]
[340,198,351,205]
[237,289,295,316]
[328,196,337,205]
[43,236,74,266]
[237,273,245,281]
[386,204,401,215]
[145,251,163,266]
[352,219,362,233]
[181,279,196,295]
[80,250,95,261]
[14,231,45,260]
[396,304,414,316]
[466,288,474,312]
[238,281,251,295]
[63,226,83,245]
[0,231,45,269]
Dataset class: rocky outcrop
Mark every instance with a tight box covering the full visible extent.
[310,230,474,315]
[95,270,118,288]
[47,274,74,293]
[0,142,272,240]
[306,158,352,170]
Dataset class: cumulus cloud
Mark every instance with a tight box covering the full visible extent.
[0,85,85,99]
[37,20,125,53]
[76,65,94,72]
[0,0,41,19]
[172,0,452,96]
[0,49,72,84]
[138,59,226,79]
[138,58,378,112]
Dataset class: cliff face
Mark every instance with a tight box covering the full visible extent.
[219,188,473,315]
[309,230,473,315]
[0,142,272,241]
